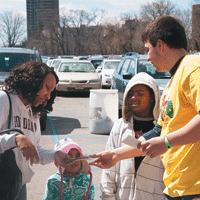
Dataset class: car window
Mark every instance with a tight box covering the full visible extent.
[91,60,103,69]
[127,59,136,75]
[137,60,171,79]
[120,59,131,75]
[51,60,61,68]
[59,62,95,73]
[104,61,120,69]
[115,59,124,73]
[0,53,41,72]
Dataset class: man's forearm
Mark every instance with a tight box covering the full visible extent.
[112,145,145,161]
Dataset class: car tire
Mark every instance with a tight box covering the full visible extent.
[118,109,122,118]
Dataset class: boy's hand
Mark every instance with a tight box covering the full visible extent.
[89,151,119,169]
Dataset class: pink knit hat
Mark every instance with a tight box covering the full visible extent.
[54,138,92,200]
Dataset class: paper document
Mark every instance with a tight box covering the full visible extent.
[122,135,140,148]
[68,156,94,162]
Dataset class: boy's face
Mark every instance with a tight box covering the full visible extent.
[144,40,166,72]
[127,84,154,118]
[65,148,82,173]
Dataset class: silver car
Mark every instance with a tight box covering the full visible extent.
[56,60,101,92]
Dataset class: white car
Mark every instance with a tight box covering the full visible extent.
[50,58,71,72]
[96,59,121,88]
[56,60,101,92]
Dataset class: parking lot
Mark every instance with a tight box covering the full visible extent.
[27,92,110,200]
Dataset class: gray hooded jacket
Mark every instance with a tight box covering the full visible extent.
[100,72,165,200]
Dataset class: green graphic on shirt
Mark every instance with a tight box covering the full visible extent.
[161,96,174,121]
[166,101,174,118]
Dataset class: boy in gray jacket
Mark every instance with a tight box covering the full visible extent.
[100,72,165,200]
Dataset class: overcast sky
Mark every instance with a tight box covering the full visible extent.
[0,0,195,19]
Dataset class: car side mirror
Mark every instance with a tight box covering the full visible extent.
[123,73,132,80]
[96,66,102,73]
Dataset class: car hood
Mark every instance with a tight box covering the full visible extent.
[0,72,10,83]
[57,72,99,80]
[102,69,115,75]
[155,79,170,92]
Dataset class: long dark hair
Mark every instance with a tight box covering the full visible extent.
[4,61,59,115]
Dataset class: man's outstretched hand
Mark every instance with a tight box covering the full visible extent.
[138,136,168,158]
[89,150,119,169]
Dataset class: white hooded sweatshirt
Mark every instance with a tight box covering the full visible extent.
[0,91,55,185]
[100,72,165,200]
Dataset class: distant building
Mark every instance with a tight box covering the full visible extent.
[192,4,200,51]
[26,0,59,40]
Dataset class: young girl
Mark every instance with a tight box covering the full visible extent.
[43,138,95,200]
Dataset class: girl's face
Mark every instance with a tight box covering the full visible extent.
[65,149,82,173]
[127,84,154,118]
[34,73,56,107]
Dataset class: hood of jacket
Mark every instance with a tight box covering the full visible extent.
[122,72,160,124]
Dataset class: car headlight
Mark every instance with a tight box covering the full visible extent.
[89,79,100,83]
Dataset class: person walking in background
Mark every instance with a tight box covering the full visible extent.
[90,16,200,199]
[100,72,165,200]
[43,138,95,200]
[0,61,60,200]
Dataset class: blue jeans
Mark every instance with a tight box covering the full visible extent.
[16,184,27,200]
[165,194,200,200]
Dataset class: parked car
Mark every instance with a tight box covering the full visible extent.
[46,57,54,66]
[0,47,48,131]
[96,59,121,88]
[56,60,101,93]
[88,56,104,69]
[49,58,71,71]
[111,52,171,113]
[0,47,42,88]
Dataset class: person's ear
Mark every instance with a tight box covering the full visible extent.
[157,39,166,53]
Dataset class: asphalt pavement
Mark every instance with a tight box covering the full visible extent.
[27,92,112,200]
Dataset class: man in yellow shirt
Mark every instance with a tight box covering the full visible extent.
[90,16,200,199]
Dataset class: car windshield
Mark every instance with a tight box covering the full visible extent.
[137,60,171,79]
[91,60,103,69]
[59,62,96,73]
[51,60,61,68]
[104,61,120,69]
[0,53,41,72]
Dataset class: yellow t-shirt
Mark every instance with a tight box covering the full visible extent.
[157,55,200,197]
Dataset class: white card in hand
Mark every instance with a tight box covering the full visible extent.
[122,135,140,148]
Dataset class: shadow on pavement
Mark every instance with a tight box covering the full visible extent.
[41,116,81,135]
[57,91,90,98]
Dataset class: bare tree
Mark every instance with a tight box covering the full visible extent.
[62,10,95,55]
[140,0,177,21]
[0,11,25,47]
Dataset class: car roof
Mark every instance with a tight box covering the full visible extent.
[59,60,92,64]
[0,47,39,54]
[138,54,148,60]
[103,59,121,62]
